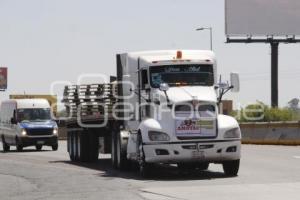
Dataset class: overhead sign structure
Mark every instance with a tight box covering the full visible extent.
[225,0,300,107]
[225,0,300,36]
[0,67,7,90]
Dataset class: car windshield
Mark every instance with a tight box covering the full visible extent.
[17,108,51,122]
[150,64,214,88]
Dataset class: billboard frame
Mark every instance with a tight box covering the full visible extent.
[225,0,300,107]
[226,36,300,108]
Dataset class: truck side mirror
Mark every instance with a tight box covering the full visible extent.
[159,83,169,92]
[159,83,171,105]
[230,72,240,92]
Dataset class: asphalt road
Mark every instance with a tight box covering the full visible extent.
[0,141,299,200]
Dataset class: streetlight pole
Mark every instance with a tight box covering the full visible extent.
[196,27,213,51]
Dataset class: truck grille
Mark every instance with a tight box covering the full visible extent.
[26,128,53,136]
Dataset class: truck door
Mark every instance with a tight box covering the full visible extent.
[140,69,150,120]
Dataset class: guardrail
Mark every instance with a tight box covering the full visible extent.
[240,121,300,145]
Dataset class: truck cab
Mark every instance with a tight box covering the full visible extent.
[115,50,241,176]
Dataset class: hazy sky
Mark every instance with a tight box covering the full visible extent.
[1,0,300,109]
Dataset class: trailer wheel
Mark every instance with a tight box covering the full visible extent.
[111,130,118,168]
[79,131,88,162]
[1,136,10,152]
[87,131,99,162]
[68,132,76,161]
[78,129,99,162]
[74,131,80,161]
[222,159,240,176]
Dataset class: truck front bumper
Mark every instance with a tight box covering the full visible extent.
[143,139,241,163]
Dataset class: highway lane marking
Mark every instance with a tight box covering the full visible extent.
[293,156,300,159]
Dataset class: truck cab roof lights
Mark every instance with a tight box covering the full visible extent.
[151,60,192,64]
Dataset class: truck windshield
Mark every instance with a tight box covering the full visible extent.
[17,108,51,122]
[149,64,213,88]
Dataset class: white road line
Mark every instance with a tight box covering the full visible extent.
[293,156,300,159]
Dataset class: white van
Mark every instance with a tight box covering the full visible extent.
[0,99,58,152]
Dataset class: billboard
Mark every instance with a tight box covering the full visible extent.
[0,67,7,90]
[225,0,300,36]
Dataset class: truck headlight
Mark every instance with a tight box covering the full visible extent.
[224,128,240,139]
[53,128,58,135]
[148,131,170,141]
[21,129,27,136]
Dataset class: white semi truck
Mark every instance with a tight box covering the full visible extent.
[64,50,241,177]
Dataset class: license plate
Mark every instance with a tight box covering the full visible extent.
[191,151,205,159]
[37,141,44,145]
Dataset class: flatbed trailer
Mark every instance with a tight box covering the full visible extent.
[63,83,119,162]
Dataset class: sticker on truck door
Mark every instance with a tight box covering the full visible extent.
[175,119,216,137]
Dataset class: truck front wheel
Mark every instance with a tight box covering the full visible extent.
[137,133,152,177]
[116,132,130,170]
[222,159,240,176]
[139,161,153,178]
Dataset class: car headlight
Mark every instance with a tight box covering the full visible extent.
[224,128,240,138]
[53,128,58,135]
[148,131,170,141]
[21,129,27,136]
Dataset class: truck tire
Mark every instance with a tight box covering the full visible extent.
[1,136,10,152]
[137,133,152,177]
[116,131,130,170]
[74,131,80,161]
[139,161,153,178]
[68,131,76,161]
[111,130,118,169]
[78,129,99,162]
[78,131,88,162]
[87,131,99,162]
[222,159,240,176]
